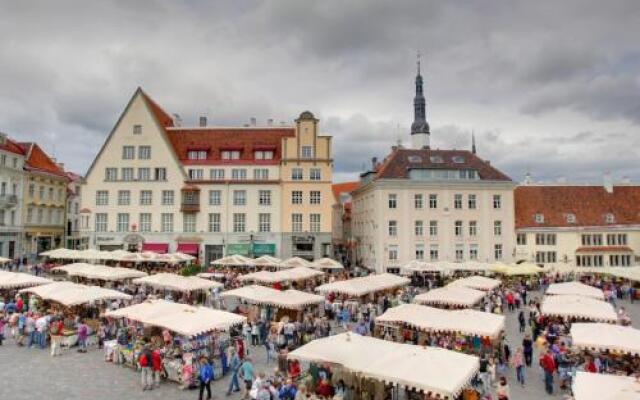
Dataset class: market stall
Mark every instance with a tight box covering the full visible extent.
[315,273,410,298]
[413,286,486,309]
[311,257,345,271]
[570,323,640,356]
[210,254,255,269]
[572,371,640,400]
[0,270,52,289]
[237,266,324,289]
[132,273,223,304]
[490,262,542,276]
[540,294,617,323]
[251,255,283,269]
[447,276,501,291]
[281,257,313,269]
[288,332,480,400]
[52,263,148,284]
[546,281,605,300]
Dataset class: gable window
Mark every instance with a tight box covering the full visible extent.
[133,124,142,134]
[122,146,135,160]
[138,146,151,159]
[96,190,109,206]
[105,168,117,181]
[301,146,312,158]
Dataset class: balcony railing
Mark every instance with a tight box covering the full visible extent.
[181,201,200,213]
[0,194,18,208]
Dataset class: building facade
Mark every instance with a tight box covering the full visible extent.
[80,88,332,264]
[0,134,26,259]
[65,172,84,249]
[515,183,640,267]
[331,181,359,267]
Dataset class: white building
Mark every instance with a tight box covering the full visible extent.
[515,183,640,267]
[0,133,26,259]
[65,172,83,249]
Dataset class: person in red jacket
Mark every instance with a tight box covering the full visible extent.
[288,359,301,380]
[139,346,153,391]
[151,348,163,388]
[540,349,556,395]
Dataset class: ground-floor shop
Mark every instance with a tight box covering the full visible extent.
[0,230,22,260]
[23,228,65,262]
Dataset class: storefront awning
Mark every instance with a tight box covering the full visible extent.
[141,243,169,254]
[176,243,199,255]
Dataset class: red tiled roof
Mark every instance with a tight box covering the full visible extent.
[374,148,512,181]
[166,128,295,165]
[515,185,640,229]
[331,181,359,202]
[0,137,26,156]
[139,89,174,128]
[576,246,633,253]
[17,142,67,178]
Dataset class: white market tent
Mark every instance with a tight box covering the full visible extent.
[0,271,52,289]
[315,273,410,297]
[40,248,77,259]
[414,286,486,308]
[288,332,479,399]
[376,303,505,339]
[490,262,542,276]
[20,282,131,307]
[238,267,324,285]
[572,371,640,400]
[105,299,246,337]
[52,263,148,281]
[570,323,640,356]
[210,254,255,267]
[447,276,501,291]
[541,295,617,322]
[281,257,313,269]
[222,285,325,310]
[197,272,225,280]
[311,258,345,270]
[0,256,11,263]
[252,255,283,269]
[132,273,223,293]
[401,260,445,275]
[546,281,605,300]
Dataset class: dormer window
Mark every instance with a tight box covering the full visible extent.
[605,213,615,224]
[534,213,544,224]
[452,156,465,164]
[430,156,444,163]
[407,155,422,163]
[255,150,273,160]
[133,124,142,135]
[566,213,576,224]
[221,150,240,160]
[187,150,207,160]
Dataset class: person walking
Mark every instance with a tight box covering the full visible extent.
[522,334,533,367]
[138,346,153,391]
[540,349,556,395]
[49,317,63,356]
[239,356,255,399]
[198,356,213,400]
[512,347,525,387]
[77,319,88,353]
[151,347,162,388]
[226,348,241,395]
[495,376,511,400]
[518,310,526,333]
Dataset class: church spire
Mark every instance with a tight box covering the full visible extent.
[411,51,430,149]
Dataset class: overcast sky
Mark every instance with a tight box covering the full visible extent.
[1,1,639,183]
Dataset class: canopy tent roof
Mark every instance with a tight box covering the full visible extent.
[570,323,640,355]
[40,248,195,263]
[105,299,245,337]
[210,254,254,267]
[311,258,344,270]
[609,266,640,282]
[132,273,223,293]
[40,248,80,259]
[541,295,617,322]
[251,255,283,268]
[0,271,52,289]
[288,333,479,399]
[221,285,324,310]
[440,261,495,273]
[572,372,640,400]
[20,282,131,306]
[414,286,486,308]
[490,262,543,276]
[52,263,148,281]
[376,303,505,339]
[447,276,501,291]
[281,257,313,269]
[401,260,445,274]
[197,272,225,280]
[238,267,324,284]
[0,256,11,263]
[546,281,604,300]
[315,274,410,297]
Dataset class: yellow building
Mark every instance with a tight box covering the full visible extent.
[280,111,333,260]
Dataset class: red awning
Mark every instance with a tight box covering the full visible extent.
[141,243,169,254]
[177,243,199,255]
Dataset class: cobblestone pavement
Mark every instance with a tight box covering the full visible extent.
[0,292,637,400]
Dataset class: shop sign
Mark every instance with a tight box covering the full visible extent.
[292,235,315,244]
[226,243,250,256]
[96,236,117,243]
[252,243,276,256]
[123,233,145,245]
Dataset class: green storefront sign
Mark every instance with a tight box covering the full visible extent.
[226,244,250,256]
[226,243,276,256]
[251,243,276,256]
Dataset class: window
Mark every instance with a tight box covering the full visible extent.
[388,193,397,209]
[37,208,43,223]
[607,233,628,246]
[291,168,303,181]
[140,190,152,205]
[610,254,631,267]
[430,155,444,163]
[388,220,397,236]
[138,168,150,181]
[187,150,207,160]
[105,168,117,181]
[210,169,225,180]
[536,251,558,264]
[455,244,464,261]
[208,213,220,232]
[133,124,142,134]
[415,244,425,260]
[429,194,438,209]
[162,190,174,205]
[95,213,107,232]
[48,187,54,200]
[310,191,321,205]
[430,245,439,261]
[27,207,33,223]
[96,190,109,206]
[455,220,463,237]
[292,214,303,232]
[183,214,196,233]
[233,190,246,206]
[301,146,312,158]
[121,168,133,181]
[469,221,477,237]
[221,150,240,160]
[188,169,204,180]
[454,194,463,209]
[534,213,544,224]
[117,190,130,206]
[494,220,502,236]
[208,190,221,206]
[581,234,603,246]
[254,150,273,160]
[429,220,438,236]
[138,146,151,159]
[310,168,321,181]
[415,220,424,236]
[161,213,173,232]
[414,194,423,209]
[231,169,247,180]
[257,190,272,206]
[29,184,35,198]
[233,213,245,232]
[493,195,502,209]
[291,191,303,205]
[254,169,269,180]
[154,168,167,181]
[566,213,576,224]
[122,146,135,160]
[469,244,479,260]
[259,213,271,232]
[468,194,477,209]
[517,233,527,245]
[494,244,503,260]
[605,213,615,224]
[139,213,152,232]
[117,213,129,232]
[388,245,398,261]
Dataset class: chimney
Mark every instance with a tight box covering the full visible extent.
[603,171,613,193]
[267,118,274,127]
[371,157,378,170]
[250,117,257,126]
[199,116,207,127]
